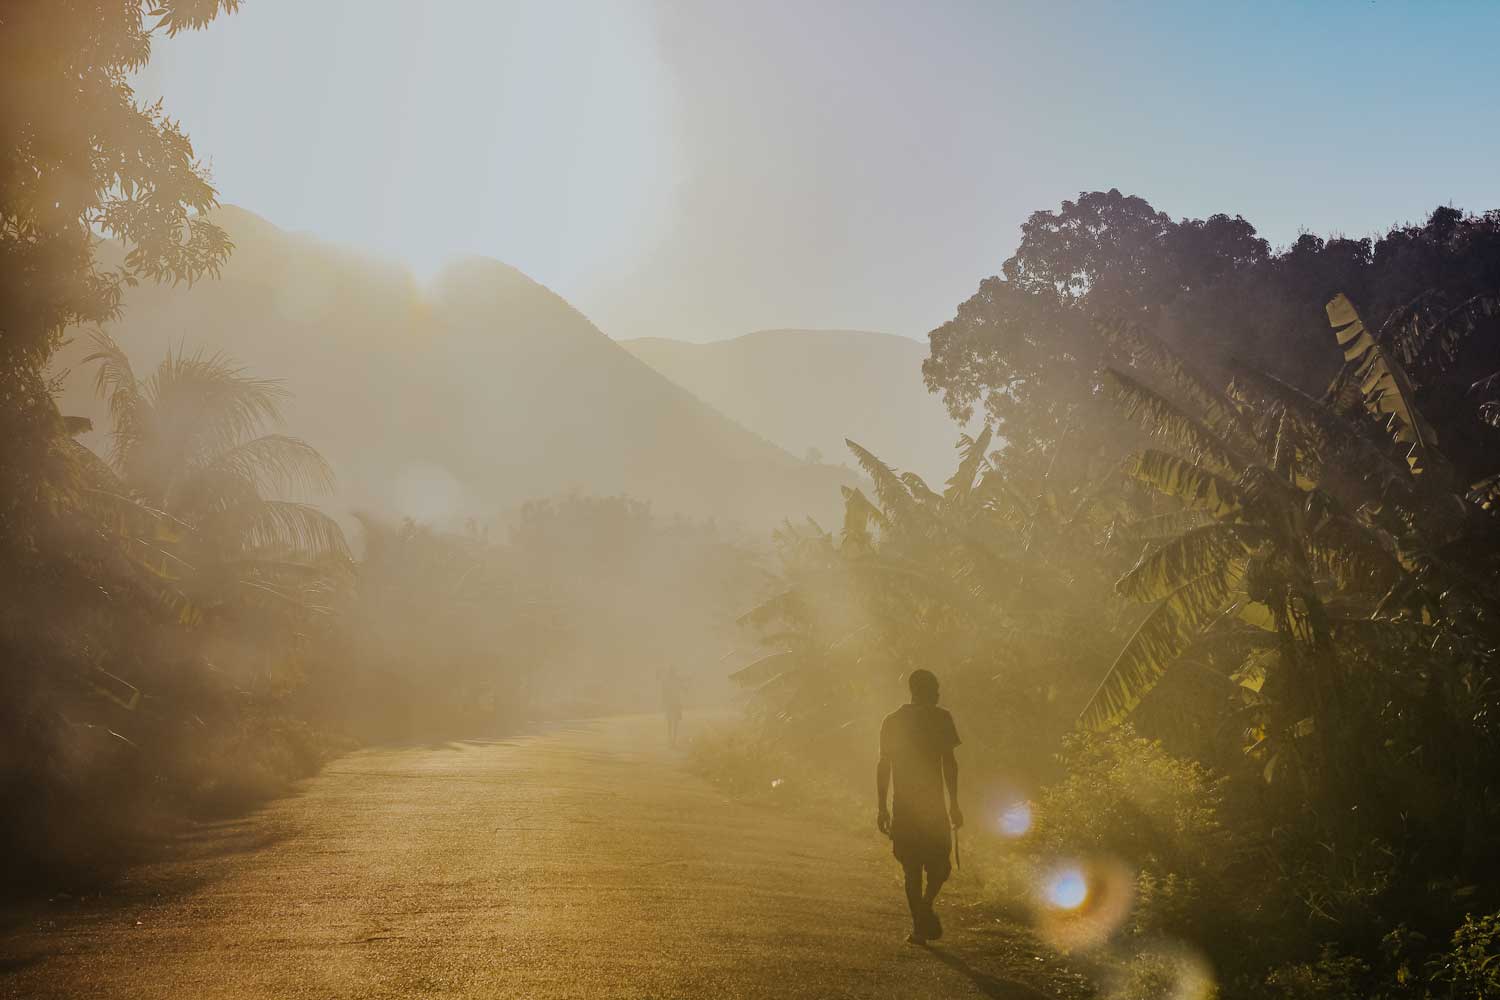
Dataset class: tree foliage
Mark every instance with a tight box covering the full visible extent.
[756,193,1500,998]
[1,1,237,370]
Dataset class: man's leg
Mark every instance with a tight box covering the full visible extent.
[923,865,947,908]
[901,858,927,941]
[919,845,952,939]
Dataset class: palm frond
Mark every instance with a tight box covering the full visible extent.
[1328,615,1441,653]
[1116,523,1254,603]
[232,575,329,617]
[840,486,887,551]
[1306,508,1405,594]
[845,439,916,519]
[900,472,941,505]
[139,347,290,481]
[1104,319,1261,455]
[738,589,799,628]
[79,487,195,551]
[83,329,144,470]
[1228,649,1279,699]
[1326,293,1442,477]
[1467,472,1500,513]
[1228,364,1419,501]
[1379,290,1500,376]
[974,470,1034,530]
[180,433,336,505]
[1226,594,1278,632]
[1268,407,1317,489]
[214,500,351,563]
[166,464,262,521]
[1104,368,1245,474]
[74,486,205,624]
[1110,510,1213,544]
[943,426,994,504]
[1123,450,1243,518]
[59,436,128,495]
[1079,560,1247,731]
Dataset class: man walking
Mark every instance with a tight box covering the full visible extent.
[876,669,963,944]
[659,666,685,746]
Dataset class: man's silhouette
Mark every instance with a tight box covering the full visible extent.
[660,667,685,746]
[876,669,963,944]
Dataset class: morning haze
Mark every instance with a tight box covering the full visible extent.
[6,3,1500,999]
[132,0,1500,342]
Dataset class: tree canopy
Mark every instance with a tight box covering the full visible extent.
[923,192,1500,489]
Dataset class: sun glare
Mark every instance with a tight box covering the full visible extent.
[998,800,1032,838]
[1043,866,1089,910]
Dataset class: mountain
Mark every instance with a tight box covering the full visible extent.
[50,207,851,529]
[621,329,966,486]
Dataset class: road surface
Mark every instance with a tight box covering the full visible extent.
[1,714,1066,999]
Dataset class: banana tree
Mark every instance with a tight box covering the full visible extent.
[735,429,1119,779]
[1076,308,1456,786]
[1081,295,1500,789]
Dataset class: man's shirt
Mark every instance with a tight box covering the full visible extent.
[879,703,960,840]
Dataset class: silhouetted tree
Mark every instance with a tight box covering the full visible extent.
[0,2,247,880]
[924,193,1500,493]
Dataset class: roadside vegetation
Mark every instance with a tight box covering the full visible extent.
[7,7,1500,999]
[0,1,758,887]
[720,196,1500,998]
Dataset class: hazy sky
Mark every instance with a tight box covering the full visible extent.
[138,1,1500,342]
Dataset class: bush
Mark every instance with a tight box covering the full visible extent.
[1032,727,1238,943]
[1112,949,1220,1000]
[1263,946,1369,1000]
[688,720,812,803]
[1427,910,1500,1000]
[686,717,867,824]
[178,714,343,817]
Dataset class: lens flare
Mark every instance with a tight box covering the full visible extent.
[998,801,1032,838]
[1033,857,1135,951]
[1044,866,1088,909]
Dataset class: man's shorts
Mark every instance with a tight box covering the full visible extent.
[892,828,952,880]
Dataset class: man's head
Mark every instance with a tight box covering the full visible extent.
[907,669,940,706]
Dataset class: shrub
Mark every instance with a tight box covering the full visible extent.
[1035,728,1228,870]
[1262,946,1369,1000]
[1032,727,1238,943]
[1427,910,1500,1000]
[1113,949,1219,1000]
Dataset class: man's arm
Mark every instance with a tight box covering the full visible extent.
[876,754,891,834]
[941,749,963,829]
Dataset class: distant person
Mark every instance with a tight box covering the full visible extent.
[876,669,962,944]
[660,667,685,746]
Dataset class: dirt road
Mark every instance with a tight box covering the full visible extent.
[1,714,1062,999]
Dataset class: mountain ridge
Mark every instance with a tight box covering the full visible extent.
[51,206,853,530]
[621,329,965,485]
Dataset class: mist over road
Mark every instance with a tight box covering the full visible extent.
[1,715,1054,1000]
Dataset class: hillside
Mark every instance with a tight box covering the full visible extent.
[50,207,851,529]
[622,329,965,485]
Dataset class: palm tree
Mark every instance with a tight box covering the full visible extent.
[1079,299,1498,787]
[84,331,349,620]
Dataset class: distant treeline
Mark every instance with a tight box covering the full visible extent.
[4,323,759,882]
